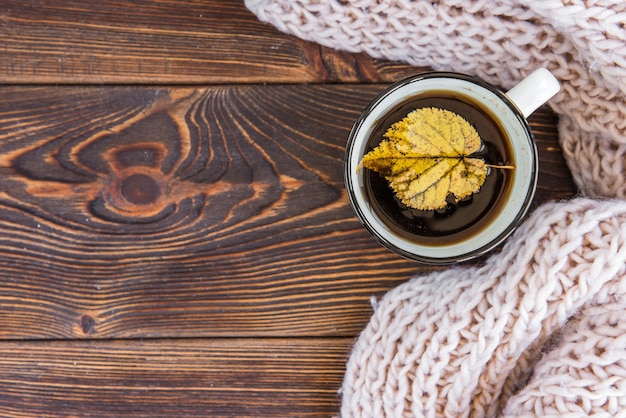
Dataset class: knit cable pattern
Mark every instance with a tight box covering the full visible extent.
[342,198,626,417]
[245,0,626,198]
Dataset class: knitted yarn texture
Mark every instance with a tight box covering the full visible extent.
[341,198,626,417]
[245,0,626,199]
[243,1,626,416]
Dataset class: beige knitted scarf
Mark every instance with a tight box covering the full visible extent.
[246,1,626,416]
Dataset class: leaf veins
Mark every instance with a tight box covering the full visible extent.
[361,107,489,211]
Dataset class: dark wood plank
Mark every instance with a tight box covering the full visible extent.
[0,0,420,84]
[0,84,577,340]
[527,106,577,213]
[0,338,349,417]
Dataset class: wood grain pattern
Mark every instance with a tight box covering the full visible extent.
[0,0,421,84]
[0,84,576,340]
[0,338,350,417]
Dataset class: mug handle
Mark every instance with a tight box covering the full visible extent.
[505,68,561,118]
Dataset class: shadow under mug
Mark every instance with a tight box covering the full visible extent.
[345,69,560,264]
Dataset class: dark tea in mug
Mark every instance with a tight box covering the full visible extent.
[363,91,515,247]
[345,70,560,263]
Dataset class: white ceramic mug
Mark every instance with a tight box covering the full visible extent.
[345,68,560,263]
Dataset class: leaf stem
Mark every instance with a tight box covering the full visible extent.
[486,164,515,169]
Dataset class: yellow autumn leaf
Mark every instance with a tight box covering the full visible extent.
[361,107,488,211]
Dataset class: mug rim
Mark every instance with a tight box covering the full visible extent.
[344,72,538,264]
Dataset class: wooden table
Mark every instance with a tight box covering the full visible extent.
[0,1,577,416]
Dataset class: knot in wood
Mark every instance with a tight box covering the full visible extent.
[121,173,162,205]
[80,314,96,335]
[95,168,172,222]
